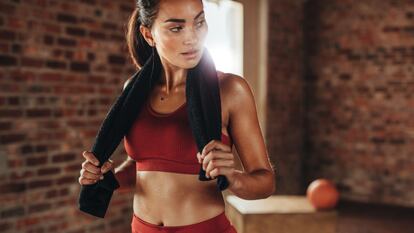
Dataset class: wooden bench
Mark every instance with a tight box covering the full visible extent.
[225,195,338,233]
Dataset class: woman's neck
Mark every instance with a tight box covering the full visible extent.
[158,58,188,94]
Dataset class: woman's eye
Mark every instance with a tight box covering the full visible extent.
[196,20,205,27]
[170,27,182,32]
[169,20,204,32]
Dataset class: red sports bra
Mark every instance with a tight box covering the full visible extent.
[123,99,233,174]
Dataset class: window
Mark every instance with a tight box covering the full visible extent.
[204,0,244,76]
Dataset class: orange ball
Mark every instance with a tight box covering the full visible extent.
[306,178,339,210]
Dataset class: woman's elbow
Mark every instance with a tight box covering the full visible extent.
[257,170,276,199]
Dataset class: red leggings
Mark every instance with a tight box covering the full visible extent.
[131,211,237,233]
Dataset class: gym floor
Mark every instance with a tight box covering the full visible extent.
[337,200,414,233]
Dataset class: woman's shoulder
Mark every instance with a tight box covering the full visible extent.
[216,70,243,86]
[216,70,250,97]
[216,70,255,114]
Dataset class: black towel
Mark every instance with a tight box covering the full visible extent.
[78,47,229,218]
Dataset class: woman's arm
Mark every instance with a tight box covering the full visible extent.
[220,74,276,199]
[114,156,136,194]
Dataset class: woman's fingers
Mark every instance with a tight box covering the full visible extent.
[79,151,115,186]
[78,167,103,185]
[201,139,231,157]
[199,149,235,178]
[205,159,235,178]
[82,160,101,175]
[101,159,114,174]
[79,151,106,185]
[82,151,100,166]
[80,168,102,180]
[197,152,202,163]
[209,167,235,179]
[201,150,232,171]
[78,176,98,185]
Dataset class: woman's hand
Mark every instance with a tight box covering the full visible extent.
[197,139,236,183]
[78,151,115,185]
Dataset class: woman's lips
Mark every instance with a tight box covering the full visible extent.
[181,49,199,59]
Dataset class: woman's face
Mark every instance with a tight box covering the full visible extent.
[142,0,208,69]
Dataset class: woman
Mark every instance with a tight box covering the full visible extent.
[78,0,275,232]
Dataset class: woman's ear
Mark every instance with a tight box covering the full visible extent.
[139,25,155,47]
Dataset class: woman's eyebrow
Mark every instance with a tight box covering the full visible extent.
[163,10,204,23]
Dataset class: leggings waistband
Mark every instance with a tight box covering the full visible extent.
[131,211,235,233]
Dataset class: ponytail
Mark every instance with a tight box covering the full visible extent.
[126,1,161,69]
[126,8,153,69]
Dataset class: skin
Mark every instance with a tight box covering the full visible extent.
[79,0,275,227]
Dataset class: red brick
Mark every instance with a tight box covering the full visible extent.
[43,34,54,45]
[46,60,67,70]
[57,37,77,47]
[21,57,44,68]
[56,176,74,185]
[42,22,61,34]
[108,54,126,65]
[8,16,24,29]
[56,13,78,24]
[0,121,12,131]
[1,206,25,218]
[26,108,52,118]
[28,203,52,214]
[52,152,76,163]
[26,156,48,166]
[0,222,13,232]
[0,182,26,193]
[0,55,17,66]
[0,133,25,144]
[0,43,8,53]
[70,62,90,72]
[10,171,35,180]
[89,30,107,40]
[0,29,15,41]
[0,3,16,15]
[27,179,53,189]
[37,167,61,176]
[0,109,23,118]
[66,27,86,37]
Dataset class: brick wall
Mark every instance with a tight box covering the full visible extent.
[0,1,136,232]
[304,0,414,207]
[266,0,305,194]
[2,0,413,232]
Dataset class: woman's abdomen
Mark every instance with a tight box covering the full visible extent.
[132,171,226,226]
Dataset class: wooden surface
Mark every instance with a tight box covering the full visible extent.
[225,195,338,233]
[226,195,317,214]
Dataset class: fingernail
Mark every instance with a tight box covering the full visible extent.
[100,176,104,180]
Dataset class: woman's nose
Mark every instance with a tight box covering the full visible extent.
[183,27,198,46]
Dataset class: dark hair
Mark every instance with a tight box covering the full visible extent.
[126,1,161,69]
